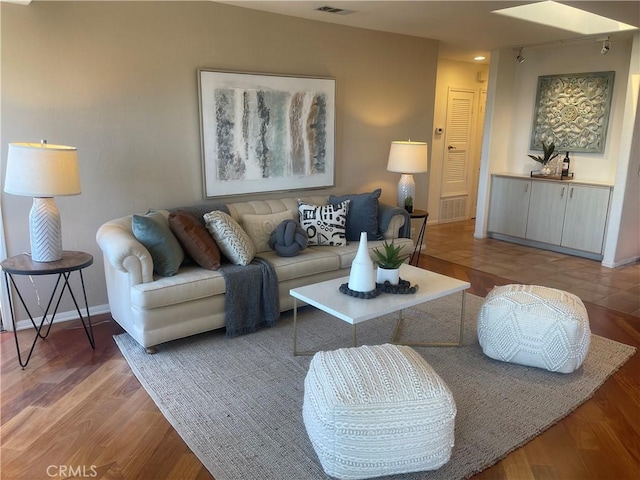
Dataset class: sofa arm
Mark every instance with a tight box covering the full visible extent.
[96,216,154,285]
[379,203,411,239]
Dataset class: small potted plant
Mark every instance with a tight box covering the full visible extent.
[528,140,560,175]
[373,240,410,285]
[404,196,413,213]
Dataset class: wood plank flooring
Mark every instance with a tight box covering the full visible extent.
[1,254,638,479]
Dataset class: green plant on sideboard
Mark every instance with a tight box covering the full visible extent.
[528,140,560,166]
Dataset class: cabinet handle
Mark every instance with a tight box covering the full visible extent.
[561,187,565,198]
[525,183,529,193]
[570,187,574,199]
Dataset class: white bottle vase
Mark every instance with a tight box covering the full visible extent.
[348,232,376,292]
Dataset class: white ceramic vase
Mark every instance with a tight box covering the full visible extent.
[376,267,400,285]
[348,232,376,292]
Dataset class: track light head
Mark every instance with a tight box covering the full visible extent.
[601,37,611,55]
[516,47,525,63]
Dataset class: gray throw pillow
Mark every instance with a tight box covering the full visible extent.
[329,188,383,241]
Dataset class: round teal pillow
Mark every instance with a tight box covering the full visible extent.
[268,219,308,257]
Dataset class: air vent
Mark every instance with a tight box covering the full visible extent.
[316,5,355,15]
[439,196,468,223]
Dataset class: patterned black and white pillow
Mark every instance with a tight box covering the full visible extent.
[298,200,350,246]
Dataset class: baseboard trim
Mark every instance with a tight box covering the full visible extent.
[5,304,111,332]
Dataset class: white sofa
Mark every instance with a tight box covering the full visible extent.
[96,195,412,352]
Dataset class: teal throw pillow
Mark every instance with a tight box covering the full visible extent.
[329,188,382,241]
[132,212,184,277]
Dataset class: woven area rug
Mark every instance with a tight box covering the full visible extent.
[114,293,635,480]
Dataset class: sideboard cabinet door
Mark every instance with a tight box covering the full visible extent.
[488,176,531,238]
[561,185,611,253]
[525,182,567,245]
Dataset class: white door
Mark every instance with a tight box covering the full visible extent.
[440,89,475,222]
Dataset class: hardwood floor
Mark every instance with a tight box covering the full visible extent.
[1,254,639,479]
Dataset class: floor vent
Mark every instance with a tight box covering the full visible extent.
[315,6,355,15]
[440,196,468,223]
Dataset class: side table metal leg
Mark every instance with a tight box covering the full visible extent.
[65,269,95,348]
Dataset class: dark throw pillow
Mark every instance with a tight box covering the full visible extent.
[329,188,382,241]
[169,210,221,270]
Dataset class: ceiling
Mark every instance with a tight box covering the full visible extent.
[216,1,640,63]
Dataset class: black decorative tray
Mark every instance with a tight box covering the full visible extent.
[339,278,419,299]
[530,170,574,180]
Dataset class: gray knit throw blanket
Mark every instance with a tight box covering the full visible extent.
[218,257,280,338]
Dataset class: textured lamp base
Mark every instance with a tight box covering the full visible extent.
[29,197,63,262]
[397,174,416,208]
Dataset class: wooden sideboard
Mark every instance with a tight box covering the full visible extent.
[488,174,613,260]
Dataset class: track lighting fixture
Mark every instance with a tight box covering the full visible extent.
[600,36,610,55]
[516,47,525,64]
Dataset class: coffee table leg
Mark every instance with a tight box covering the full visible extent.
[459,290,466,347]
[391,291,466,347]
[293,297,298,356]
[352,324,357,347]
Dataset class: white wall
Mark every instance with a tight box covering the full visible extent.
[508,41,631,183]
[475,33,640,266]
[1,2,439,321]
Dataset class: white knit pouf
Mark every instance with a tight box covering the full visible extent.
[303,343,456,480]
[477,284,591,373]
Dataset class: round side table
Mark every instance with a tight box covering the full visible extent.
[1,251,95,368]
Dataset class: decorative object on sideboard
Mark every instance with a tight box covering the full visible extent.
[4,141,81,262]
[528,140,559,176]
[373,239,410,286]
[347,232,376,293]
[386,140,428,208]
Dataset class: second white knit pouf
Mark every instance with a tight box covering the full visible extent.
[303,343,456,480]
[477,284,591,373]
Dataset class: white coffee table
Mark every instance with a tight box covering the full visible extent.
[290,263,470,355]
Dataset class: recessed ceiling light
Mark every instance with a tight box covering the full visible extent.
[492,0,637,35]
[474,56,486,61]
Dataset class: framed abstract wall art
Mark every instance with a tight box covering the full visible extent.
[529,71,615,154]
[198,69,336,198]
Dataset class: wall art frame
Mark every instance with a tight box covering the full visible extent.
[529,71,615,154]
[198,69,336,198]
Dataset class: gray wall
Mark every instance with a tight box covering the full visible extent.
[1,2,438,317]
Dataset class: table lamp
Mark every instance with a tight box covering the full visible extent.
[386,140,428,208]
[4,141,81,262]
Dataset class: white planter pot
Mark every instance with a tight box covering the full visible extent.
[376,267,400,285]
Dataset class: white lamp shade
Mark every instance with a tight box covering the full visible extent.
[5,142,81,197]
[386,141,428,174]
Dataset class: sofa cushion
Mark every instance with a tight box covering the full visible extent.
[298,200,349,247]
[329,188,382,242]
[169,210,221,270]
[132,211,184,277]
[258,249,341,282]
[131,266,226,309]
[204,210,256,266]
[241,211,294,253]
